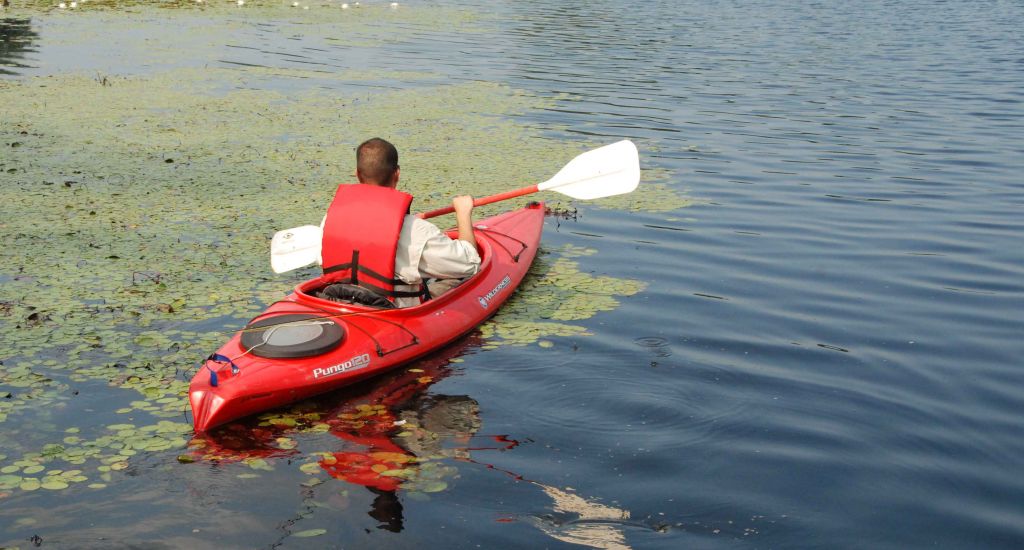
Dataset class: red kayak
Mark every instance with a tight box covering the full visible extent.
[189,202,544,432]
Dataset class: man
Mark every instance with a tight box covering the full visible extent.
[319,138,480,308]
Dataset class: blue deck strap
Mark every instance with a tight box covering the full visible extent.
[204,353,241,387]
[209,353,241,375]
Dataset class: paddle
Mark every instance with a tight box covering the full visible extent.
[270,139,640,274]
[416,139,640,219]
[270,224,323,274]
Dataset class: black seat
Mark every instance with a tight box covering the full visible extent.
[316,283,396,309]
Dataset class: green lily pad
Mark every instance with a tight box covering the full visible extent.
[41,480,70,490]
[19,479,41,491]
[243,458,273,471]
[292,529,327,538]
[419,480,448,493]
[0,475,23,489]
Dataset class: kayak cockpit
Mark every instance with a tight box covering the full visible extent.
[291,235,493,311]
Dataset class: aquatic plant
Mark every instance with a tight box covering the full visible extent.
[0,10,682,499]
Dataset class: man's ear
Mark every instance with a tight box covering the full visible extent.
[355,169,364,183]
[389,168,401,188]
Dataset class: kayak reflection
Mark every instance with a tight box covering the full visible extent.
[185,336,636,542]
[189,337,498,532]
[319,390,485,532]
[316,336,500,532]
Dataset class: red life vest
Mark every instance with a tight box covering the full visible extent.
[321,184,423,301]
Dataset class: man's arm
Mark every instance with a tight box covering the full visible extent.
[452,195,476,250]
[412,214,480,281]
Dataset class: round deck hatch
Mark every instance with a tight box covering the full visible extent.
[240,313,344,359]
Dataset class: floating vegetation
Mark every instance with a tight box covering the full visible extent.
[480,248,646,346]
[4,0,485,34]
[291,528,327,538]
[0,5,673,501]
[0,420,191,495]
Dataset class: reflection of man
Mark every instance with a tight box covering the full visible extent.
[318,355,482,532]
[394,395,482,459]
[367,488,404,533]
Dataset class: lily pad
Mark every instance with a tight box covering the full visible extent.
[19,479,41,491]
[292,528,327,538]
[419,480,448,493]
[41,480,70,490]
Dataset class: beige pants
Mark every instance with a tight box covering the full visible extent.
[426,278,466,299]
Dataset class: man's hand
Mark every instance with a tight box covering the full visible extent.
[452,195,474,217]
[452,195,476,249]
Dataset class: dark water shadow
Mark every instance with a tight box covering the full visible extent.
[0,17,38,76]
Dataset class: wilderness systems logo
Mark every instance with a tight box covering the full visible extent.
[312,353,371,379]
[478,274,512,309]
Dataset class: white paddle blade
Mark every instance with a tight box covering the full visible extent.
[538,140,640,200]
[270,225,322,274]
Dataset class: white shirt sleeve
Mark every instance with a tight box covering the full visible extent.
[395,216,480,284]
[418,222,481,279]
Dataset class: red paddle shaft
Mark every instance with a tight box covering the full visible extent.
[418,184,540,220]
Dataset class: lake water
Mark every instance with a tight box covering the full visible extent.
[2,0,1023,548]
